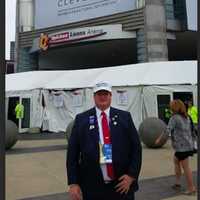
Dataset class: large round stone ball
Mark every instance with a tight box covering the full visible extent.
[139,117,168,148]
[6,120,18,150]
[65,120,74,142]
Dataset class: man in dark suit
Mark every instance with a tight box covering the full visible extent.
[67,81,142,200]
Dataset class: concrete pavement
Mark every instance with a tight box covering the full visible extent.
[6,133,197,200]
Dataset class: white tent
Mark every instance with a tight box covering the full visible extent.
[6,61,197,133]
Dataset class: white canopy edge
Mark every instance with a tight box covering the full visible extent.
[6,60,197,92]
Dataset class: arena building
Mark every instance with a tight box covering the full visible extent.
[15,0,197,72]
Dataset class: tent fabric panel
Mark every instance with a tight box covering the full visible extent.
[6,61,197,92]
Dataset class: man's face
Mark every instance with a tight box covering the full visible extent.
[94,90,112,111]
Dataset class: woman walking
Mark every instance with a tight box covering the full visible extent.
[167,99,196,195]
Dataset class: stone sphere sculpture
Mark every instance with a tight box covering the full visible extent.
[66,120,75,142]
[6,120,18,150]
[138,117,168,148]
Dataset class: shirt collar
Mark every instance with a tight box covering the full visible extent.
[95,107,110,118]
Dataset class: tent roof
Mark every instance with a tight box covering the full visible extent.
[6,61,197,92]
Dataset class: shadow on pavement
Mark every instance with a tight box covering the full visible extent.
[19,193,68,200]
[6,132,67,155]
[136,171,197,200]
[6,144,66,155]
[18,172,197,200]
[18,132,66,140]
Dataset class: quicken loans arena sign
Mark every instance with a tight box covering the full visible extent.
[39,26,106,51]
[36,24,135,51]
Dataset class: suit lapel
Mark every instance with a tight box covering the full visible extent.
[109,107,118,138]
[88,107,99,145]
[88,108,100,162]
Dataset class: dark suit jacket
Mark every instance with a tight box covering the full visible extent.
[67,107,142,196]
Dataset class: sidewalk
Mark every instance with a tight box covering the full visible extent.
[6,133,197,200]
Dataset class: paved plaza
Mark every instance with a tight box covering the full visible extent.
[6,133,197,200]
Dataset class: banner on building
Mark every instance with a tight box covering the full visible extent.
[30,24,136,52]
[35,0,136,29]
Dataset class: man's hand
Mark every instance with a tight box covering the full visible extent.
[68,184,82,200]
[115,174,135,194]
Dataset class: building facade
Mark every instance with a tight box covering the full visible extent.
[16,0,197,72]
[10,41,15,61]
[6,41,16,74]
[6,60,15,74]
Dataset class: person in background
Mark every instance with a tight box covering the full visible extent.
[164,106,172,124]
[184,100,198,153]
[66,81,142,200]
[185,99,198,134]
[167,99,196,195]
[15,100,24,122]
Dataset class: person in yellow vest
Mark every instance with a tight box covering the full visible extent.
[15,101,24,119]
[164,107,172,124]
[186,100,198,132]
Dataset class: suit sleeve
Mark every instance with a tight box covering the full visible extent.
[66,115,81,185]
[127,112,142,180]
